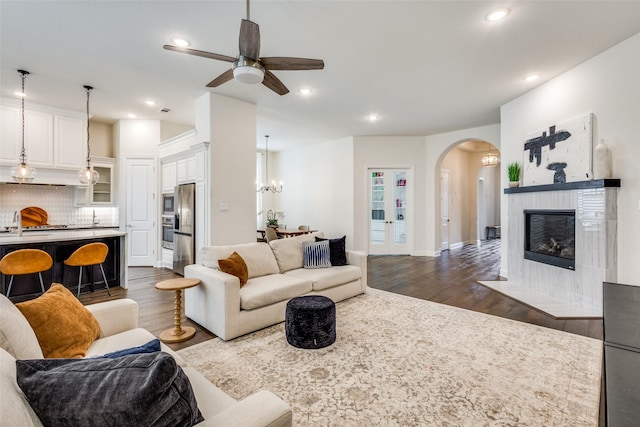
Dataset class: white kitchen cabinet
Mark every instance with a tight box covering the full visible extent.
[0,105,19,163]
[25,110,54,167]
[74,158,115,206]
[1,99,85,171]
[162,161,177,193]
[186,156,197,182]
[54,114,85,169]
[176,158,187,183]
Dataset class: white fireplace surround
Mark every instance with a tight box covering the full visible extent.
[482,180,618,318]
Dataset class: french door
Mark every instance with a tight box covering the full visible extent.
[368,168,411,255]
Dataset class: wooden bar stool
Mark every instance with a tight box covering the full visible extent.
[64,242,111,298]
[0,249,52,297]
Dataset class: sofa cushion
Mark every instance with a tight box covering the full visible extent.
[285,265,363,291]
[182,367,237,419]
[0,294,43,360]
[240,274,312,310]
[85,327,187,366]
[0,347,43,427]
[316,236,348,266]
[302,240,331,269]
[95,339,161,359]
[218,251,249,286]
[200,242,279,279]
[16,284,100,358]
[16,352,204,427]
[269,232,323,273]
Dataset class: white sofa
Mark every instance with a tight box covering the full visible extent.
[0,293,292,427]
[184,233,367,341]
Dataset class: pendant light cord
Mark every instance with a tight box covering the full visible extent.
[84,85,93,167]
[19,70,28,164]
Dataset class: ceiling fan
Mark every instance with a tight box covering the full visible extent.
[163,0,324,95]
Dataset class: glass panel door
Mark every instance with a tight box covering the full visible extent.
[369,168,411,255]
[370,171,386,246]
[393,171,407,244]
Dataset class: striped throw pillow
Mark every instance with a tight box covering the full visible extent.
[302,240,331,269]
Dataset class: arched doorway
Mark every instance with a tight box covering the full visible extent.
[437,140,501,251]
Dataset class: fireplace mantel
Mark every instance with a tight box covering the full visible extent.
[504,178,620,194]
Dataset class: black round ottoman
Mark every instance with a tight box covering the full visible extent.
[285,295,336,349]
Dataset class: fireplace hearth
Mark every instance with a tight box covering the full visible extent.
[524,209,575,270]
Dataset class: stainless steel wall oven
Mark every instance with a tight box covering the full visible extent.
[162,215,174,249]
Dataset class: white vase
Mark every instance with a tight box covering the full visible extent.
[594,139,611,179]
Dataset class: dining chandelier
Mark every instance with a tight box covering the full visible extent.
[257,135,283,193]
[77,85,99,185]
[10,70,36,183]
[481,142,500,167]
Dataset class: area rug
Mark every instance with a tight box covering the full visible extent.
[178,289,602,426]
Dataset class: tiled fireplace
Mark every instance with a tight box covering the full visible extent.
[483,180,619,318]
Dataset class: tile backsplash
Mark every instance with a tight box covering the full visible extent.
[0,184,118,228]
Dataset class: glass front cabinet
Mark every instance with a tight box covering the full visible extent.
[369,169,411,255]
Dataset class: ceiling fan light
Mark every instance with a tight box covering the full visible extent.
[233,66,265,84]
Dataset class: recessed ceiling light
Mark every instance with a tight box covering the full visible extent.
[299,88,312,96]
[367,114,380,122]
[524,73,540,82]
[171,37,190,47]
[127,113,137,119]
[486,8,510,21]
[145,100,156,106]
[14,91,27,97]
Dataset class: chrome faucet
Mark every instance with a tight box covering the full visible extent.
[12,211,23,236]
[92,209,99,225]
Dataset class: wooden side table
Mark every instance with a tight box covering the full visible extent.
[155,277,200,343]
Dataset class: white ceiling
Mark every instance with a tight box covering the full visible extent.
[2,1,640,151]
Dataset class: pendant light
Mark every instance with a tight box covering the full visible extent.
[256,135,283,193]
[77,85,99,185]
[10,70,37,183]
[481,142,500,167]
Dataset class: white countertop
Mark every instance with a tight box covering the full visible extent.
[0,229,126,245]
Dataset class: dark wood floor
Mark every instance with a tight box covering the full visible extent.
[81,238,602,353]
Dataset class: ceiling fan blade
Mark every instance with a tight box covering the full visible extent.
[260,57,325,71]
[262,70,289,95]
[163,45,236,63]
[206,69,234,87]
[239,19,260,60]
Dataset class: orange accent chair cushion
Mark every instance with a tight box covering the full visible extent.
[16,284,101,358]
[218,251,249,287]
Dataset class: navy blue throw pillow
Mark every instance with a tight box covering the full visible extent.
[98,338,161,358]
[16,352,204,427]
[316,236,347,266]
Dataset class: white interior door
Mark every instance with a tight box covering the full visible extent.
[126,157,157,266]
[440,169,450,251]
[368,168,411,255]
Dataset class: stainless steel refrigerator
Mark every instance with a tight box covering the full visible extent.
[603,281,640,426]
[173,183,195,275]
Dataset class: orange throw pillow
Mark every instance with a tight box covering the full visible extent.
[16,284,101,358]
[218,251,249,287]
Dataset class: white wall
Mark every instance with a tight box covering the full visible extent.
[277,137,355,247]
[500,32,640,284]
[353,136,427,254]
[205,94,257,246]
[425,124,501,255]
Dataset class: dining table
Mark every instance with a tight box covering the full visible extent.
[257,228,317,240]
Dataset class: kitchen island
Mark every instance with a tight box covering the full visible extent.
[0,229,127,302]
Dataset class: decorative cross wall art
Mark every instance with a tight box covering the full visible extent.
[522,113,593,186]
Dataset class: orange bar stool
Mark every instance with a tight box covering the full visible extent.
[0,249,52,297]
[64,242,111,298]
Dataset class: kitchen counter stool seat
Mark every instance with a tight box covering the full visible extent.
[0,249,52,297]
[63,242,110,298]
